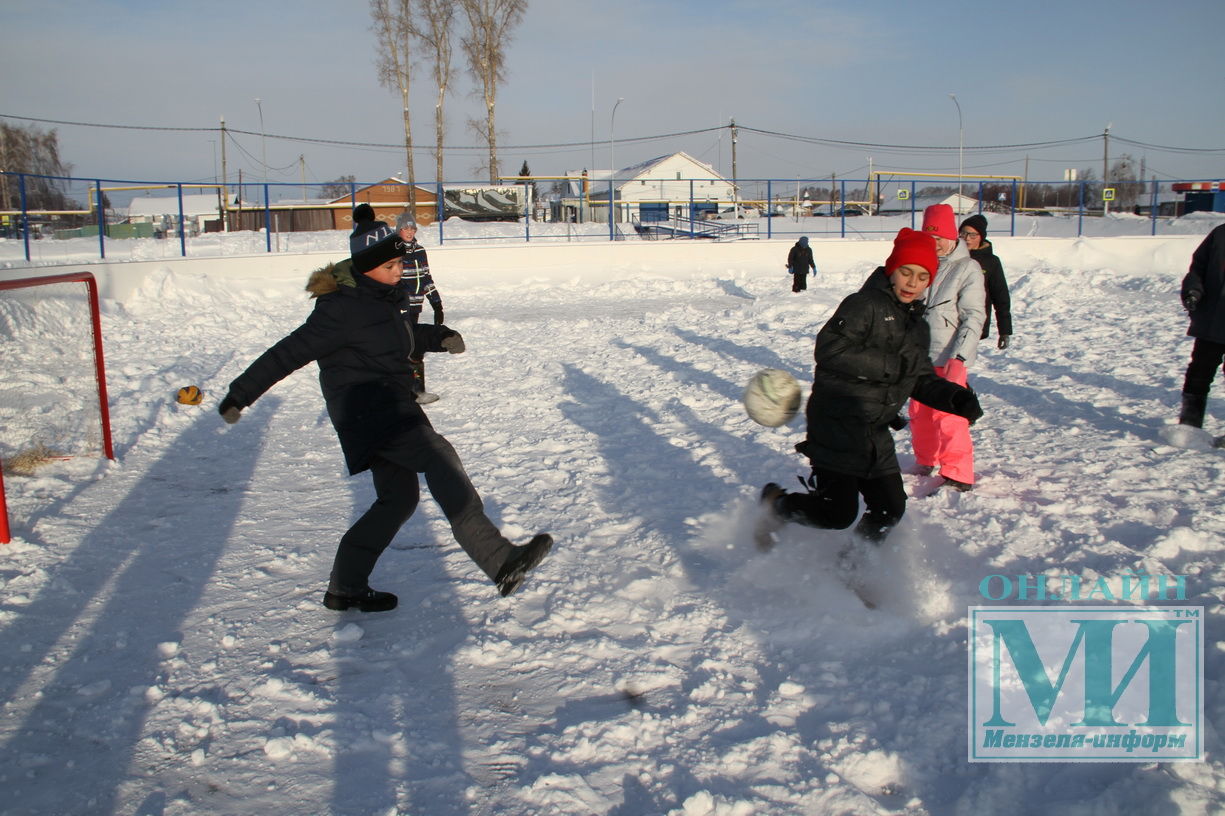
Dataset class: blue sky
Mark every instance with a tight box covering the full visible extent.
[2,0,1221,188]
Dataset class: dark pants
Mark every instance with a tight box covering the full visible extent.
[792,272,807,293]
[779,468,907,541]
[1183,338,1225,396]
[330,425,511,591]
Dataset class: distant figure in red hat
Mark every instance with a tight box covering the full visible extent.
[910,203,987,491]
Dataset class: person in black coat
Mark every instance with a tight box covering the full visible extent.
[958,214,1013,349]
[394,210,445,404]
[758,228,983,544]
[1178,223,1225,427]
[787,236,816,292]
[217,215,552,611]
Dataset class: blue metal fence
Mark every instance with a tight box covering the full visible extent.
[1,171,1220,264]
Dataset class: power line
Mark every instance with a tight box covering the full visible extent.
[4,111,1222,158]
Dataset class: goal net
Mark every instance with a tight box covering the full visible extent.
[0,272,114,543]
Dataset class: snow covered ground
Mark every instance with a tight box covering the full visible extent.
[2,215,1225,815]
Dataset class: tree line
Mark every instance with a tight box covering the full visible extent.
[367,0,527,215]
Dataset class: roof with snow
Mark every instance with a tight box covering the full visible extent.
[126,193,232,218]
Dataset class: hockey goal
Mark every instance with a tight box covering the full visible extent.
[0,271,114,543]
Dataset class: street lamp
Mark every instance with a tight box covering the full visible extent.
[254,97,267,187]
[610,97,624,224]
[948,93,963,207]
[610,97,625,180]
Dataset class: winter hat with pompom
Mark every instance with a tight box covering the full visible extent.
[350,219,401,273]
[885,227,939,277]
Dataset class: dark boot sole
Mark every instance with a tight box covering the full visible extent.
[495,534,553,597]
[322,591,398,612]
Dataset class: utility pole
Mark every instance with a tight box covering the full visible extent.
[220,116,229,232]
[1103,123,1111,214]
[1022,155,1029,211]
[299,154,307,204]
[730,118,739,216]
[867,157,874,215]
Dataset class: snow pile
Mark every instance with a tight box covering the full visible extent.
[1,224,1224,815]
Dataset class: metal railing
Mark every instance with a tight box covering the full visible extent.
[2,171,1221,264]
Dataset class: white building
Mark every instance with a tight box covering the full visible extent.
[876,192,981,216]
[563,151,736,223]
[126,192,235,234]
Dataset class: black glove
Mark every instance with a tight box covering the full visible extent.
[997,334,1010,350]
[440,331,465,354]
[218,393,243,424]
[433,307,444,325]
[1183,292,1200,313]
[950,388,983,425]
[888,414,909,431]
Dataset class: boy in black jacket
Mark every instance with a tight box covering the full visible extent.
[758,228,982,546]
[218,213,551,611]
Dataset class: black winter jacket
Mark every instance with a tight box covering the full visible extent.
[787,241,816,275]
[226,260,458,475]
[804,269,969,478]
[969,241,1013,338]
[1183,224,1225,344]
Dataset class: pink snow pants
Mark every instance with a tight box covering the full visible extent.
[910,362,974,484]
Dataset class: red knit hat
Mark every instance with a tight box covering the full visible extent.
[885,228,939,277]
[921,203,957,240]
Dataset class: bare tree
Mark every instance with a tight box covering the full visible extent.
[320,175,357,200]
[459,0,527,183]
[0,123,74,212]
[370,0,418,214]
[409,0,455,184]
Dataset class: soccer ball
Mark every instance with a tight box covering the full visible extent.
[176,385,203,405]
[743,369,801,427]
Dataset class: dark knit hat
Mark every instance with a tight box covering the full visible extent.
[959,213,988,241]
[921,203,958,240]
[350,221,402,274]
[885,227,939,277]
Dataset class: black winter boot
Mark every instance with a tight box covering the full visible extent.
[323,585,398,612]
[1179,392,1208,428]
[495,534,554,597]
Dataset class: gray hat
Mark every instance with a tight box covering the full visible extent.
[395,212,417,231]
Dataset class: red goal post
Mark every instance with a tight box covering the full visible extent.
[0,271,114,544]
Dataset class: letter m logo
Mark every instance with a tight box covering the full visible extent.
[982,616,1190,727]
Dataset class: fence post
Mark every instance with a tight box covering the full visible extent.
[263,183,272,253]
[1150,178,1158,236]
[19,174,30,262]
[95,180,106,260]
[524,181,531,242]
[177,183,187,257]
[1077,181,1085,236]
[689,180,695,238]
[1010,179,1017,237]
[436,181,444,245]
[840,179,847,238]
[766,180,772,239]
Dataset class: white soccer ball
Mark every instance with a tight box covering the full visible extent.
[743,368,802,427]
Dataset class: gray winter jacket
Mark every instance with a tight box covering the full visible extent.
[922,240,986,367]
